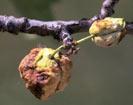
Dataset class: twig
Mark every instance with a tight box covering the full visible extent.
[98,0,119,19]
[126,22,133,35]
[0,0,132,45]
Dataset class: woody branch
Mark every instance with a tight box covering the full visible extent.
[0,0,132,45]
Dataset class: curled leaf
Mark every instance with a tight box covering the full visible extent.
[18,48,72,100]
[89,17,126,47]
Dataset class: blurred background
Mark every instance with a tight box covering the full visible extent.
[0,0,133,105]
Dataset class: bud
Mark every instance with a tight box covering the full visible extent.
[89,17,126,47]
[18,48,72,100]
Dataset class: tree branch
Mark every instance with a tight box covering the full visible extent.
[98,0,119,19]
[0,0,132,45]
[0,16,81,38]
[126,22,133,35]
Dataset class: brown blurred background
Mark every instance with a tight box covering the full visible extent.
[0,0,133,105]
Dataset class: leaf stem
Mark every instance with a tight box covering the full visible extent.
[49,35,94,58]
